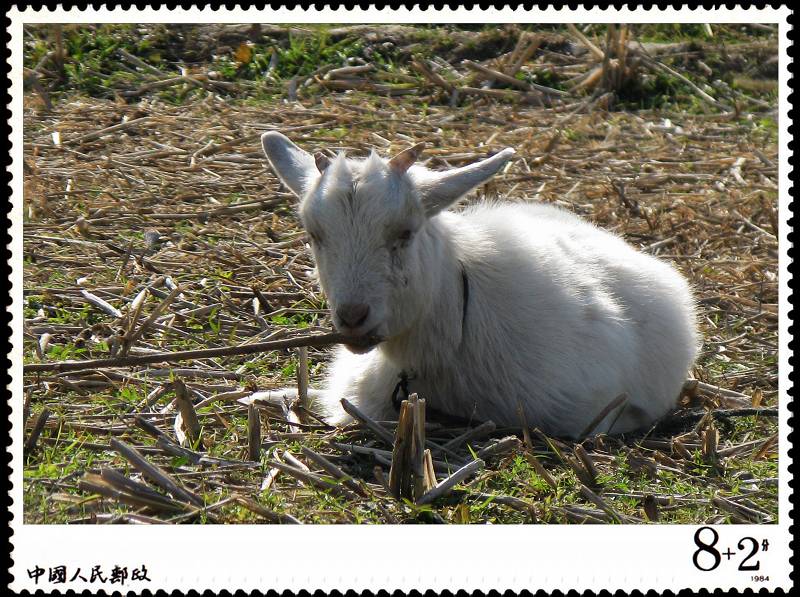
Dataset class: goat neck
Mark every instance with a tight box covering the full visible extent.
[380,216,466,375]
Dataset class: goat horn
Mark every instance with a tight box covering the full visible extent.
[314,152,331,173]
[388,142,426,174]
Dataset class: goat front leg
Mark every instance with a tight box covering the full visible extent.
[242,386,327,413]
[316,346,404,426]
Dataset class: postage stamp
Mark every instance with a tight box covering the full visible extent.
[7,5,793,593]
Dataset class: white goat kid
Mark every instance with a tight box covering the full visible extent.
[261,132,699,438]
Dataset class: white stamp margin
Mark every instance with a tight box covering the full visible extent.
[7,5,793,593]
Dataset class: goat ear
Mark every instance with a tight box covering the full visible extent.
[261,132,318,197]
[418,148,515,216]
[388,142,426,174]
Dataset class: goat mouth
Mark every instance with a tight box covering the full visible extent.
[340,329,383,354]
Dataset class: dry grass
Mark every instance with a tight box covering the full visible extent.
[21,26,779,524]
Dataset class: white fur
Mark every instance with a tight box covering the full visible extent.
[261,132,699,438]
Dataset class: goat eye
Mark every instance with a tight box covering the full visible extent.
[397,229,412,242]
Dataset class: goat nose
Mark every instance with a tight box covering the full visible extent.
[337,303,370,330]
